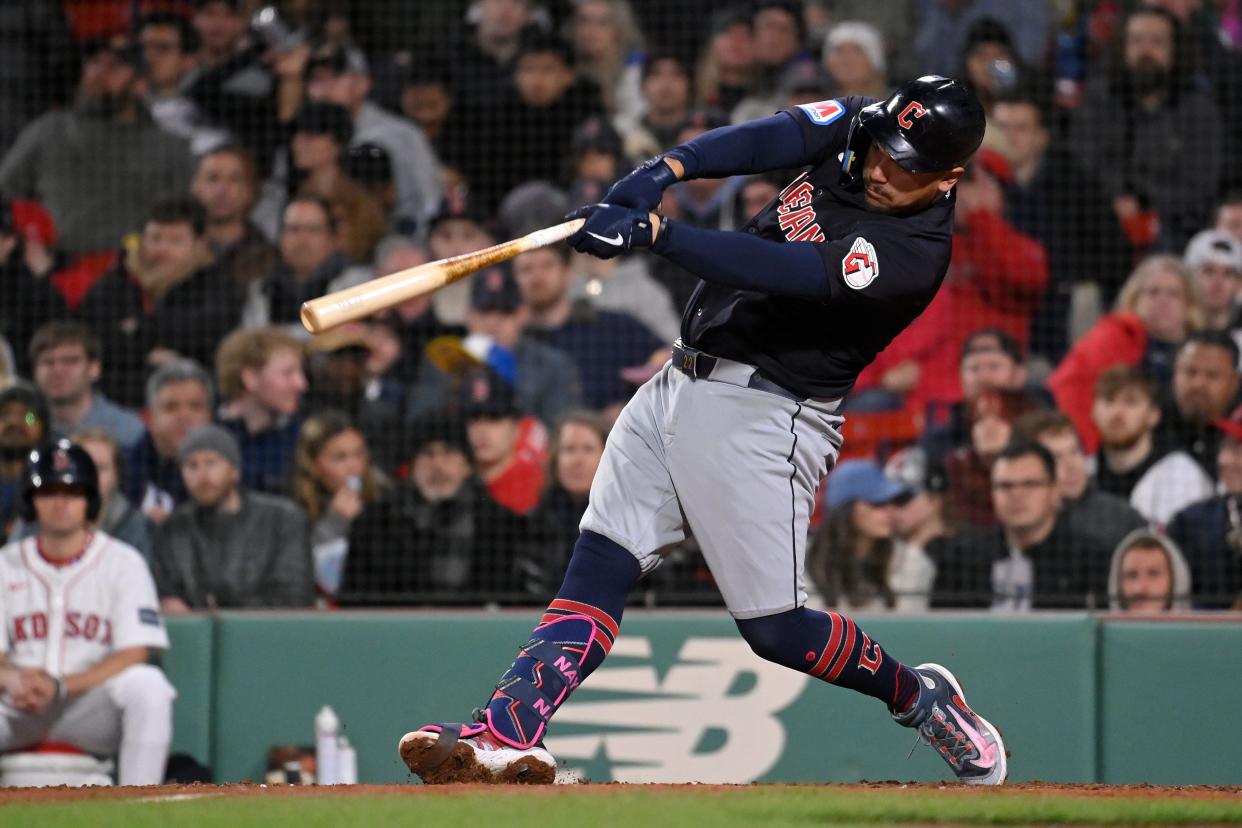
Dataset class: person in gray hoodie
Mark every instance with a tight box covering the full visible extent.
[1107,528,1193,612]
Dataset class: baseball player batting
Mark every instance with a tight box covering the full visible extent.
[400,76,1006,786]
[0,440,174,785]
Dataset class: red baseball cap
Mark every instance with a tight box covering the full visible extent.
[1215,404,1242,442]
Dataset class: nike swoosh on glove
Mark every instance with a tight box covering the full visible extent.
[601,156,679,212]
[566,203,655,260]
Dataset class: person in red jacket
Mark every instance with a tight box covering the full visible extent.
[855,149,1048,413]
[1049,254,1203,453]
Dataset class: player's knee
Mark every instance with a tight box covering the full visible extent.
[735,609,807,670]
[109,664,176,709]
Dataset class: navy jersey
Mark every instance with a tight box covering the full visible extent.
[681,97,956,400]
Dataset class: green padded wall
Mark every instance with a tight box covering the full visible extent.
[162,616,213,766]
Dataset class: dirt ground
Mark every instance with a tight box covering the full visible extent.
[1,781,1239,804]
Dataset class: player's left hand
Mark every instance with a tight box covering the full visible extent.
[12,668,57,713]
[566,203,658,260]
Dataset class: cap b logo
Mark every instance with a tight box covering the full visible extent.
[472,376,488,402]
[897,101,928,129]
[53,450,70,472]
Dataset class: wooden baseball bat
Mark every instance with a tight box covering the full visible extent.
[300,218,586,334]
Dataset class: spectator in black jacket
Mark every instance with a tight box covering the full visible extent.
[340,415,553,605]
[1157,331,1240,479]
[77,196,242,409]
[1167,404,1242,610]
[932,440,1111,610]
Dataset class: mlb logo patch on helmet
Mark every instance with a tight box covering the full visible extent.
[842,237,879,289]
[797,99,845,126]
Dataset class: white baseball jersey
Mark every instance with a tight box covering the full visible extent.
[0,532,168,678]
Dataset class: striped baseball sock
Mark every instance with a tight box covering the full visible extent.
[483,531,639,747]
[736,607,920,714]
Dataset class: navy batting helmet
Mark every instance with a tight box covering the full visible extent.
[20,439,102,522]
[839,75,986,188]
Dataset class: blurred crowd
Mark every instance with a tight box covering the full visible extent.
[2,0,1242,613]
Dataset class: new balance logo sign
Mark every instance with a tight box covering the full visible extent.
[546,637,806,783]
[842,237,879,289]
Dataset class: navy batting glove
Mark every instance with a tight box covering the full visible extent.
[601,156,679,212]
[566,203,656,259]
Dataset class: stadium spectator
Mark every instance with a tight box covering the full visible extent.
[1049,255,1203,452]
[71,428,156,564]
[821,21,887,99]
[750,1,815,97]
[77,196,237,409]
[284,99,355,199]
[155,423,314,611]
[0,384,49,542]
[340,414,552,605]
[931,440,1111,610]
[408,267,583,427]
[856,150,1048,413]
[303,327,404,449]
[992,86,1130,360]
[1107,528,1192,612]
[568,0,646,122]
[399,59,455,153]
[426,194,497,325]
[365,238,465,386]
[0,194,66,378]
[121,361,213,520]
[215,327,307,495]
[1068,7,1223,250]
[191,145,277,292]
[663,110,744,230]
[515,244,663,415]
[914,3,1048,78]
[1167,404,1242,609]
[571,244,681,346]
[946,388,1037,528]
[452,30,604,213]
[616,52,692,159]
[807,460,908,611]
[30,322,144,450]
[244,194,350,328]
[816,0,916,81]
[1091,365,1214,526]
[460,368,546,516]
[1215,191,1242,243]
[1015,410,1147,554]
[342,143,403,236]
[565,118,626,211]
[0,35,194,256]
[1183,229,1242,336]
[535,411,609,572]
[884,448,954,612]
[694,8,756,114]
[290,411,389,599]
[450,0,537,110]
[1157,331,1241,479]
[305,44,442,232]
[0,438,174,786]
[138,12,229,156]
[185,0,289,174]
[919,329,1032,463]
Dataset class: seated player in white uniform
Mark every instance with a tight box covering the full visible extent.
[0,439,174,785]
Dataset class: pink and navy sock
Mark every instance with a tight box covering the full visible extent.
[736,607,920,714]
[483,531,640,747]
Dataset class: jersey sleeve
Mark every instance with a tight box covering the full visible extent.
[109,544,170,652]
[785,96,876,169]
[811,224,950,308]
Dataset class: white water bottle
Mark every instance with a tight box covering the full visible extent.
[337,734,357,785]
[315,705,340,785]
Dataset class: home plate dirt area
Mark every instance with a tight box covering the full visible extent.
[2,781,1241,827]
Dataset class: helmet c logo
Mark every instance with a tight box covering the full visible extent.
[897,101,928,129]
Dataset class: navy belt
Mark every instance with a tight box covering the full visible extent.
[671,340,804,402]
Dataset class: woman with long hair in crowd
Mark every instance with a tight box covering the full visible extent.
[537,410,610,573]
[694,9,758,115]
[1050,254,1202,451]
[290,410,389,599]
[567,0,646,122]
[806,460,909,611]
